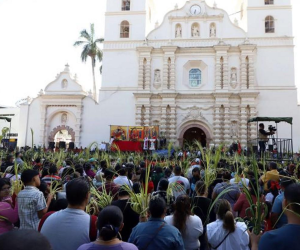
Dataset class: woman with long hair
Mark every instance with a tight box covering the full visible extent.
[165,195,203,250]
[77,205,138,250]
[192,181,213,250]
[207,199,250,250]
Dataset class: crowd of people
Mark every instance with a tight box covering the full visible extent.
[0,149,300,250]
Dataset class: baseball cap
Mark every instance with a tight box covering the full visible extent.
[195,158,200,163]
[89,158,97,163]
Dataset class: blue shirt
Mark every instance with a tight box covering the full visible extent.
[271,192,287,228]
[41,208,90,250]
[259,224,300,250]
[128,218,184,250]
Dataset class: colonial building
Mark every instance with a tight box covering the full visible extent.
[4,0,300,149]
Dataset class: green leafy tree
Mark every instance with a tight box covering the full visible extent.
[0,127,9,146]
[74,23,104,100]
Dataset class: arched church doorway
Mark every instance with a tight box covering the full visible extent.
[54,130,72,149]
[183,127,207,147]
[48,125,75,149]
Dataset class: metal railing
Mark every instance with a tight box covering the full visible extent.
[247,138,293,160]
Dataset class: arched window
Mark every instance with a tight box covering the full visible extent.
[175,24,182,38]
[265,0,274,5]
[189,69,202,87]
[122,0,130,11]
[120,21,130,38]
[210,23,216,37]
[265,16,275,33]
[191,23,200,37]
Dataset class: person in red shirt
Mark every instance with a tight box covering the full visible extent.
[233,179,265,219]
[140,168,154,194]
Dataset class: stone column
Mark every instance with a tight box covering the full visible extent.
[213,106,222,146]
[223,105,231,145]
[214,44,230,90]
[250,106,257,141]
[162,46,177,92]
[135,105,142,126]
[223,55,229,90]
[240,56,247,91]
[169,57,176,90]
[162,57,169,91]
[75,105,82,147]
[239,44,257,90]
[39,104,47,147]
[215,57,221,90]
[144,105,151,126]
[169,106,177,143]
[248,56,255,89]
[136,46,153,91]
[160,106,167,137]
[240,105,248,146]
[137,58,145,91]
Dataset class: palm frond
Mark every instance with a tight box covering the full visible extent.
[79,29,91,41]
[73,40,87,47]
[95,38,104,44]
[80,44,91,62]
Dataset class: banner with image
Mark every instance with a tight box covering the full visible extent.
[110,126,128,141]
[129,126,144,141]
[144,126,159,139]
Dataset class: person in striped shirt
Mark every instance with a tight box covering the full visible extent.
[42,164,62,185]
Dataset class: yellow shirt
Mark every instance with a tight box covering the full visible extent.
[261,169,280,190]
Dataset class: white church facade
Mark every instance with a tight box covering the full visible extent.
[3,0,300,150]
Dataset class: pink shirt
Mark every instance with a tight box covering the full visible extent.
[0,200,19,234]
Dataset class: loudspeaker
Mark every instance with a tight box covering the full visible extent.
[69,142,75,149]
[49,142,55,149]
[59,141,66,149]
[268,145,273,151]
[252,145,258,153]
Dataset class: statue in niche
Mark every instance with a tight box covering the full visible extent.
[230,68,237,89]
[231,121,238,138]
[175,25,182,38]
[62,79,68,89]
[154,70,161,83]
[210,24,216,37]
[192,25,199,37]
[61,113,67,123]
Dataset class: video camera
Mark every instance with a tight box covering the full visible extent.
[268,125,277,132]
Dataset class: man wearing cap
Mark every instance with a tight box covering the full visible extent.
[18,169,53,230]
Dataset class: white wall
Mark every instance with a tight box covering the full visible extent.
[102,50,139,88]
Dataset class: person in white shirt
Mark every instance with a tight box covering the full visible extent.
[113,166,133,187]
[187,158,201,179]
[168,166,190,198]
[165,195,203,250]
[207,199,250,250]
[229,168,249,189]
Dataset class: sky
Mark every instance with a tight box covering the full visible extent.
[0,0,299,107]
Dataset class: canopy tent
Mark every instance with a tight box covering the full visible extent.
[247,117,293,159]
[248,117,293,125]
[0,117,12,122]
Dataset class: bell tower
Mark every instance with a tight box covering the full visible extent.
[104,0,157,41]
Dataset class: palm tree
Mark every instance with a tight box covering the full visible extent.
[74,23,104,101]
